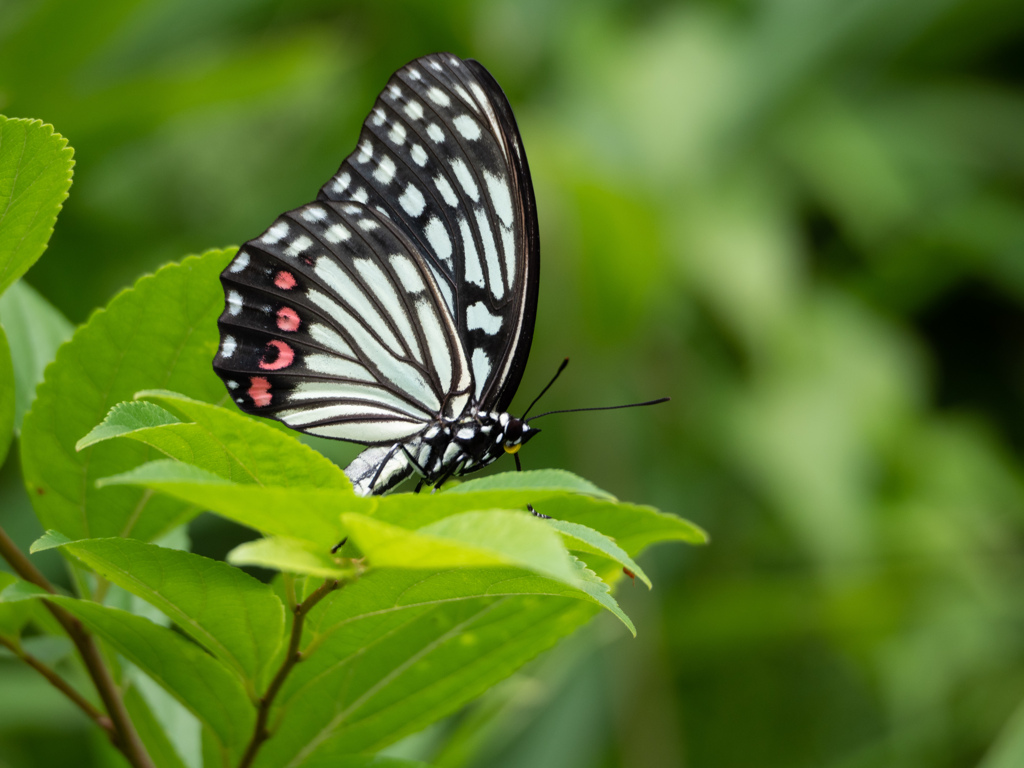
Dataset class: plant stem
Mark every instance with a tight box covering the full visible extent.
[238,577,341,768]
[0,525,156,768]
[0,634,112,729]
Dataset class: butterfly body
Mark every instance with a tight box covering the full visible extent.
[214,53,540,496]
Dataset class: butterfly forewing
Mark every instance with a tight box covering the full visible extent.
[317,52,538,410]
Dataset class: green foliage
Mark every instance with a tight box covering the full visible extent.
[0,127,697,768]
[20,250,233,542]
[0,117,74,296]
[0,325,12,468]
[8,2,1024,767]
[0,280,74,431]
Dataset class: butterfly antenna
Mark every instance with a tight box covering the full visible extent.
[526,397,670,422]
[521,357,570,420]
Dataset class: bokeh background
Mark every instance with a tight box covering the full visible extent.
[4,0,1024,766]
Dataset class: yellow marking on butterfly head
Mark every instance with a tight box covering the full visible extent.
[503,443,521,454]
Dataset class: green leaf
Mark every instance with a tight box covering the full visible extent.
[75,400,182,450]
[55,537,286,687]
[546,518,651,588]
[80,390,351,488]
[0,573,34,638]
[343,511,580,586]
[261,589,598,765]
[29,528,72,553]
[296,755,433,768]
[99,459,359,543]
[372,471,707,555]
[0,324,13,467]
[20,249,235,542]
[123,685,191,768]
[3,591,252,755]
[447,469,616,499]
[340,510,634,632]
[0,117,74,296]
[227,536,350,579]
[0,282,74,438]
[0,280,75,431]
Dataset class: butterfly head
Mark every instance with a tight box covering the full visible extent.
[502,416,540,454]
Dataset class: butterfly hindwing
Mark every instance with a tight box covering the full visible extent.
[215,201,470,444]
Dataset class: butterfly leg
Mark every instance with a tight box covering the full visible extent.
[511,451,548,517]
[414,478,425,494]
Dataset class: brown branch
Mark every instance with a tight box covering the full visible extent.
[0,525,155,768]
[238,578,341,768]
[0,634,111,729]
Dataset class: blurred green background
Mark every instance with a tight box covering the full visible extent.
[4,0,1024,766]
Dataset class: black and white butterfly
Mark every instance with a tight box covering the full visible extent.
[213,53,542,496]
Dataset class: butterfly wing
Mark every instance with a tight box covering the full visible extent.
[317,52,539,412]
[214,53,538,493]
[214,201,470,443]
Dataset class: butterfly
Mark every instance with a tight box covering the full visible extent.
[213,52,543,496]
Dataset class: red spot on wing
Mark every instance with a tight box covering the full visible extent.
[249,376,272,407]
[274,271,297,290]
[259,340,295,371]
[276,306,300,332]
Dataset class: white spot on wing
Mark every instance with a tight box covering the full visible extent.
[374,155,396,185]
[356,140,373,164]
[388,123,406,145]
[434,175,458,207]
[285,236,312,257]
[453,115,481,141]
[410,144,428,166]
[427,87,451,106]
[398,183,426,217]
[262,221,289,244]
[358,219,378,231]
[467,301,502,334]
[483,171,513,227]
[455,84,476,110]
[388,84,402,99]
[471,348,491,396]
[451,158,479,201]
[475,208,504,300]
[324,223,350,244]
[229,251,249,273]
[424,217,452,264]
[221,335,237,358]
[371,107,386,126]
[427,123,444,143]
[404,100,424,120]
[227,291,243,315]
[332,172,351,194]
[459,217,485,288]
[302,206,327,222]
[352,188,369,203]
